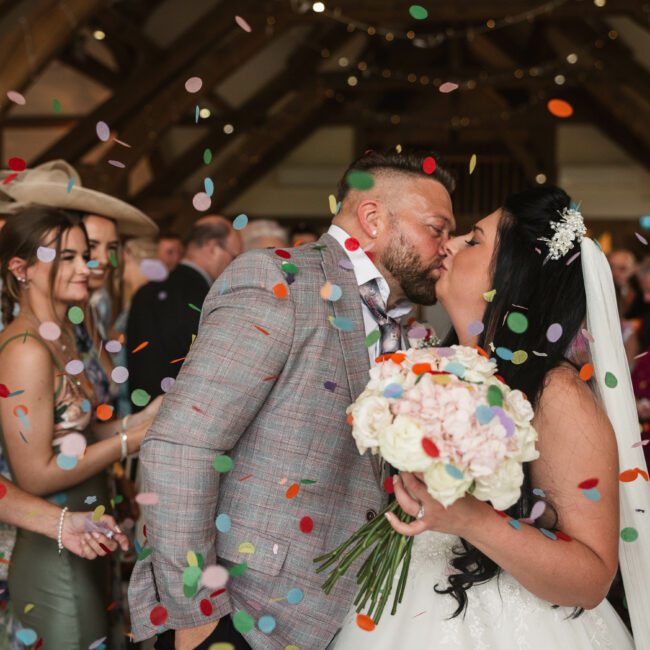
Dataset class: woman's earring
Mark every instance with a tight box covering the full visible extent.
[372,230,378,237]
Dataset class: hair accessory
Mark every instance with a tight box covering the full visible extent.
[538,206,586,263]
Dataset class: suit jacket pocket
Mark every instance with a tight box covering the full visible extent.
[217,523,290,577]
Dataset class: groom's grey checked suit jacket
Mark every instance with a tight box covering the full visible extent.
[128,234,387,648]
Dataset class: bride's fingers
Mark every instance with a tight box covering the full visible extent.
[393,475,421,517]
[401,472,431,504]
[385,511,427,537]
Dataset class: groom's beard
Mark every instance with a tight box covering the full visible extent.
[381,232,441,305]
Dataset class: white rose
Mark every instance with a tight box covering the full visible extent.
[516,425,540,463]
[423,462,473,508]
[348,394,393,455]
[505,390,535,426]
[447,346,498,382]
[378,415,433,472]
[366,361,406,392]
[472,458,524,511]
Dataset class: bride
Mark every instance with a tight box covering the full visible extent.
[333,186,649,649]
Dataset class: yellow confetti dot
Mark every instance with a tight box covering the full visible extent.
[431,374,452,385]
[328,194,338,215]
[285,646,301,650]
[187,550,198,567]
[396,144,402,153]
[483,289,496,302]
[469,153,477,175]
[238,542,256,554]
[512,350,528,365]
[23,603,34,614]
[208,643,234,650]
[92,505,105,522]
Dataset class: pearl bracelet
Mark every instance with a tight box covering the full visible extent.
[58,506,68,555]
[119,431,128,461]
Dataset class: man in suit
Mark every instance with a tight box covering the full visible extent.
[128,150,456,649]
[127,216,242,405]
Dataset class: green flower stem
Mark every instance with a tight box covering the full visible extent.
[373,534,406,622]
[392,536,413,614]
[364,530,402,617]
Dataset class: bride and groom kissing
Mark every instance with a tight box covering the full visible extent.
[128,149,648,649]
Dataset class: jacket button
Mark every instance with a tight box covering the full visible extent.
[366,509,377,521]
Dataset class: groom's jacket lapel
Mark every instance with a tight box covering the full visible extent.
[319,233,383,485]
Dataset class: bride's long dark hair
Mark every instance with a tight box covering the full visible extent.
[439,185,587,617]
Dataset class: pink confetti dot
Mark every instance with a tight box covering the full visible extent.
[60,432,87,457]
[467,320,484,336]
[39,321,61,341]
[185,77,203,93]
[192,192,212,212]
[108,160,125,168]
[37,246,56,262]
[65,359,85,375]
[235,15,252,32]
[201,564,229,589]
[6,91,26,105]
[439,82,459,94]
[140,259,169,282]
[96,121,110,142]
[135,492,160,506]
[161,377,175,393]
[105,340,122,353]
[111,366,129,384]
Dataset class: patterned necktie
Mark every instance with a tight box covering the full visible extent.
[359,279,402,354]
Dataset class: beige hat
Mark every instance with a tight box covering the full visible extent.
[0,160,158,237]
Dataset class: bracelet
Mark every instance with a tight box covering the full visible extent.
[58,506,68,555]
[121,415,131,431]
[119,431,128,461]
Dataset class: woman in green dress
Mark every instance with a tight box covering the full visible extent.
[0,207,157,648]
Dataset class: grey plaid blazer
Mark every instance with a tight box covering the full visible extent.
[128,234,387,648]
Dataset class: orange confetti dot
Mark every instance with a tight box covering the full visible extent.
[286,483,300,499]
[255,325,270,335]
[272,283,288,299]
[579,363,594,381]
[412,363,432,375]
[619,469,639,482]
[347,413,354,426]
[390,352,406,364]
[356,613,376,632]
[132,341,149,353]
[547,98,573,118]
[473,344,489,358]
[96,403,113,421]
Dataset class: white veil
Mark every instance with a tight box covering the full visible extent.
[581,237,650,650]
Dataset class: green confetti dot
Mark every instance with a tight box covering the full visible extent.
[364,329,381,347]
[52,98,61,113]
[203,148,212,165]
[183,565,202,587]
[114,494,124,504]
[329,316,354,332]
[620,527,638,542]
[487,384,503,407]
[346,170,374,190]
[131,388,151,407]
[409,4,429,20]
[68,305,85,324]
[188,303,202,313]
[512,350,528,365]
[109,250,119,268]
[229,562,248,577]
[507,312,528,334]
[137,547,153,562]
[282,262,299,274]
[212,454,234,473]
[605,372,618,388]
[233,610,255,634]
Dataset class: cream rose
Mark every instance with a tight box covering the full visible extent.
[472,458,524,511]
[349,394,393,455]
[446,346,498,382]
[378,415,433,472]
[423,462,473,507]
[505,389,535,426]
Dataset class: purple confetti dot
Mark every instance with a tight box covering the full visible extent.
[338,259,354,271]
[546,323,563,343]
[324,381,337,392]
[467,320,484,336]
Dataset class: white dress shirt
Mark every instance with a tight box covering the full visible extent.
[328,225,413,365]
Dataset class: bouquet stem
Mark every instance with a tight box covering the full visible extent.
[314,500,414,624]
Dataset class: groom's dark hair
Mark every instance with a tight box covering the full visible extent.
[335,149,456,205]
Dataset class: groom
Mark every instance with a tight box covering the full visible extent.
[128,149,456,649]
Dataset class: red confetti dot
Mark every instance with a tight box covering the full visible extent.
[383,475,395,494]
[35,640,43,650]
[494,509,508,518]
[421,437,440,458]
[365,251,375,263]
[555,530,572,542]
[2,172,18,185]
[210,588,227,598]
[0,483,6,499]
[299,516,314,533]
[344,237,360,251]
[422,157,437,174]
[275,249,291,259]
[200,598,213,616]
[8,157,26,172]
[0,384,9,398]
[149,605,168,627]
[578,478,599,490]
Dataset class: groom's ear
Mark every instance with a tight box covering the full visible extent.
[357,198,381,240]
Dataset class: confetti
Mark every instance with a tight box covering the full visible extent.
[384,383,404,398]
[483,289,496,302]
[445,464,464,480]
[113,138,131,148]
[16,630,38,645]
[36,246,56,262]
[356,613,376,631]
[255,325,269,335]
[229,562,248,577]
[282,262,299,275]
[233,214,248,230]
[131,341,149,353]
[68,305,84,324]
[215,513,232,533]
[546,323,563,342]
[258,615,276,634]
[619,468,649,482]
[512,350,528,365]
[422,156,437,174]
[92,505,106,522]
[422,438,440,458]
[96,121,110,141]
[582,487,601,501]
[108,160,125,168]
[135,492,159,506]
[579,363,594,381]
[200,599,213,616]
[56,453,77,469]
[160,377,175,392]
[201,564,229,589]
[329,316,354,331]
[8,157,26,172]
[140,259,168,281]
[346,171,374,190]
[39,321,61,341]
[212,455,234,473]
[0,484,6,499]
[287,588,304,605]
[235,16,252,32]
[185,77,203,93]
[578,478,599,490]
[299,516,314,533]
[604,372,618,388]
[364,330,381,347]
[286,483,300,499]
[495,347,513,361]
[232,610,255,635]
[203,148,212,165]
[320,282,343,302]
[620,527,639,542]
[439,82,459,93]
[328,194,338,215]
[2,172,19,185]
[547,98,573,118]
[7,90,26,105]
[65,359,84,375]
[408,5,428,20]
[96,403,113,421]
[204,177,214,197]
[192,191,211,212]
[507,312,528,334]
[149,605,168,627]
[540,528,557,540]
[131,388,151,407]
[469,154,477,175]
[273,283,288,299]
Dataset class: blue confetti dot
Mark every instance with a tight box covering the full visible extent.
[496,347,514,361]
[52,492,67,506]
[84,495,97,505]
[66,177,75,193]
[475,405,495,425]
[81,399,91,413]
[444,361,465,378]
[258,615,276,634]
[532,488,546,497]
[508,519,521,530]
[582,487,601,502]
[87,259,100,269]
[444,464,464,480]
[233,214,248,230]
[56,453,77,470]
[204,178,214,197]
[287,588,304,604]
[383,383,404,398]
[16,629,38,645]
[215,513,231,533]
[540,528,558,541]
[327,284,343,301]
[329,316,354,332]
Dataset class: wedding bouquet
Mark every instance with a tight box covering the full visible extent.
[314,345,539,623]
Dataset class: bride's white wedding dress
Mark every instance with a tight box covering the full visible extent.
[333,530,634,650]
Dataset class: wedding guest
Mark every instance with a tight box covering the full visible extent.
[241,218,288,251]
[127,216,242,405]
[0,206,159,647]
[157,232,184,271]
[609,249,644,318]
[290,221,319,246]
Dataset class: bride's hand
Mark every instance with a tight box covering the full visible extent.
[385,472,487,538]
